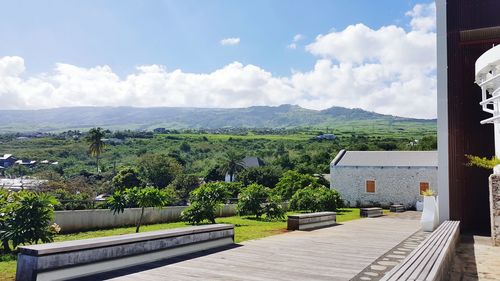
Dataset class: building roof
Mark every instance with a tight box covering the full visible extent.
[0,154,13,160]
[331,150,438,167]
[242,156,265,168]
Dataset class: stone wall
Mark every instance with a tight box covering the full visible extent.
[489,174,500,246]
[330,166,437,208]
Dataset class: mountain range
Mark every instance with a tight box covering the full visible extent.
[0,105,436,133]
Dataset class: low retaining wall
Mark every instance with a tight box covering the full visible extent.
[54,204,238,233]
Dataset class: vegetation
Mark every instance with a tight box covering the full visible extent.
[0,191,59,252]
[181,182,232,224]
[237,184,271,218]
[466,154,500,170]
[222,150,245,182]
[108,187,174,232]
[290,187,343,212]
[85,127,106,173]
[274,170,325,200]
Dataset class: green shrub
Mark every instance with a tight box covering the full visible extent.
[236,166,283,188]
[290,186,342,212]
[181,182,231,224]
[274,171,324,200]
[263,196,286,221]
[112,167,143,190]
[108,187,174,232]
[2,191,59,249]
[237,184,269,218]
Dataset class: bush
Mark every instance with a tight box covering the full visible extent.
[274,171,324,200]
[137,154,183,188]
[108,187,174,232]
[236,166,283,188]
[112,167,143,190]
[237,184,269,218]
[181,182,231,224]
[1,191,59,250]
[167,174,201,205]
[290,186,342,212]
[263,196,286,221]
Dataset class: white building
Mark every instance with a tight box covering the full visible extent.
[330,150,438,208]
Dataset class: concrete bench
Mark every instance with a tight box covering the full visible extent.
[16,224,234,281]
[381,221,460,281]
[390,204,405,212]
[287,212,336,230]
[360,207,383,217]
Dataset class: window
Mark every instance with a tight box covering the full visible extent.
[366,180,376,193]
[420,182,430,194]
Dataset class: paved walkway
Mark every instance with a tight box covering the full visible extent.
[449,235,500,281]
[81,213,421,281]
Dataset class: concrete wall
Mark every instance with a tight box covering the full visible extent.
[54,204,238,233]
[330,166,438,208]
[489,174,500,246]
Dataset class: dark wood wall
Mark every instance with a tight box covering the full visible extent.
[446,0,500,234]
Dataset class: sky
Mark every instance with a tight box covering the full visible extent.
[0,0,436,118]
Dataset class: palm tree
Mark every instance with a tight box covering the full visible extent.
[223,151,245,182]
[86,127,106,173]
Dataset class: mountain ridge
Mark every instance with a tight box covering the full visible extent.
[0,105,436,133]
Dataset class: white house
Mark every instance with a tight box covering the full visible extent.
[330,150,438,208]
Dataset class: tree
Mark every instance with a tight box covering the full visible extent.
[237,184,270,218]
[236,166,283,188]
[274,170,324,200]
[181,182,231,224]
[86,127,106,173]
[205,164,225,182]
[290,186,342,212]
[108,187,174,233]
[167,174,201,204]
[112,167,143,190]
[222,151,245,182]
[2,191,59,250]
[137,154,183,188]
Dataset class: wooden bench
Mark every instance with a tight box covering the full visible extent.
[360,207,383,217]
[16,224,234,281]
[287,212,336,230]
[381,221,460,281]
[390,204,405,212]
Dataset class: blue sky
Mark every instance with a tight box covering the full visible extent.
[1,0,427,76]
[0,1,437,118]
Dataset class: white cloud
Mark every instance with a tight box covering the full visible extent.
[293,34,304,42]
[0,3,437,119]
[220,37,240,46]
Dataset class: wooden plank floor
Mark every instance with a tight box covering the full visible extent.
[80,215,421,281]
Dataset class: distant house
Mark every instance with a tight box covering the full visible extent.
[313,134,336,140]
[15,159,37,168]
[0,178,48,191]
[0,154,17,168]
[330,150,437,208]
[225,156,265,182]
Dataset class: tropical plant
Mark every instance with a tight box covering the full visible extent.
[2,191,59,249]
[108,187,174,233]
[181,182,231,224]
[86,127,106,173]
[421,189,436,196]
[222,151,245,182]
[274,170,324,200]
[236,166,283,188]
[237,184,270,218]
[112,167,143,190]
[137,154,183,188]
[263,196,286,221]
[466,154,500,170]
[0,190,11,251]
[167,174,201,204]
[290,186,342,212]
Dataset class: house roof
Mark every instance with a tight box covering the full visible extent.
[0,154,13,160]
[331,150,438,167]
[242,156,265,168]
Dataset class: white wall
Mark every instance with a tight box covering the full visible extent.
[54,204,238,233]
[330,166,437,208]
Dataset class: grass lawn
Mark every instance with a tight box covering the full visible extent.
[0,208,361,281]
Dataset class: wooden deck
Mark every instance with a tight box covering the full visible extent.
[79,215,421,281]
